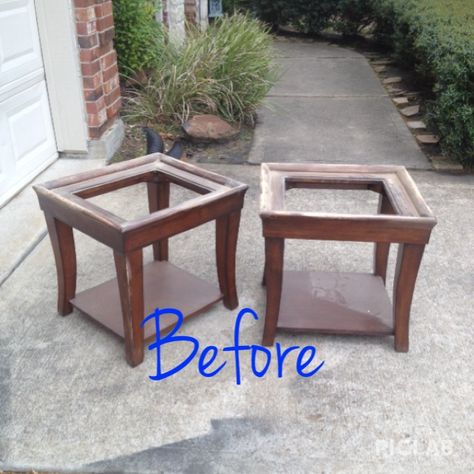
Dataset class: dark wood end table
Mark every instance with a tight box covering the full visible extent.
[260,163,436,352]
[35,155,248,367]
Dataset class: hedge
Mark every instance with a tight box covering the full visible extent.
[232,0,373,34]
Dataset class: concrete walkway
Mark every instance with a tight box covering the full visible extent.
[250,38,431,169]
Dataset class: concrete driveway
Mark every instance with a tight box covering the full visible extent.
[1,163,473,473]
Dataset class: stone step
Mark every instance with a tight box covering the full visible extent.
[383,76,403,85]
[431,155,464,173]
[371,59,394,66]
[416,134,439,145]
[400,105,420,117]
[407,120,427,130]
[393,97,409,106]
[387,86,406,96]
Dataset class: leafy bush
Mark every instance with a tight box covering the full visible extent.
[245,0,336,33]
[112,0,164,75]
[124,14,277,127]
[222,0,254,14]
[336,0,375,35]
[371,0,474,165]
[243,0,373,34]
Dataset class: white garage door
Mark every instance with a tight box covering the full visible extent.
[0,0,57,206]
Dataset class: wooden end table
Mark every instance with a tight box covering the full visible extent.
[35,155,248,367]
[260,163,436,352]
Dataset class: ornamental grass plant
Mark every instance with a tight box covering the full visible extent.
[123,14,278,128]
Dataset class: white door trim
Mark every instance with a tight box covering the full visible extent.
[34,0,88,153]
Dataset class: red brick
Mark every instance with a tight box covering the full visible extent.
[100,50,117,70]
[80,47,99,63]
[104,85,121,106]
[89,119,113,139]
[87,107,108,127]
[103,76,119,95]
[86,97,106,114]
[185,0,197,23]
[82,71,102,90]
[75,6,96,22]
[74,0,96,7]
[101,63,118,83]
[95,42,113,58]
[98,27,115,46]
[96,14,113,31]
[84,87,104,102]
[95,2,113,18]
[76,20,97,36]
[81,59,101,76]
[78,34,98,49]
[106,97,122,119]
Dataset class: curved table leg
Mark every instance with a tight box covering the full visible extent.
[393,243,425,352]
[216,211,241,310]
[114,249,144,367]
[262,237,284,347]
[45,215,76,316]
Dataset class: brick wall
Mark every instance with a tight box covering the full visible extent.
[184,0,197,24]
[74,0,121,140]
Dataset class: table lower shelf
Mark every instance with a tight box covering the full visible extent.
[277,271,393,336]
[71,261,223,341]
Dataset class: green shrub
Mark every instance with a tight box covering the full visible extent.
[247,0,336,33]
[371,0,474,165]
[112,0,164,75]
[336,0,375,36]
[222,0,254,14]
[245,0,374,34]
[124,14,278,127]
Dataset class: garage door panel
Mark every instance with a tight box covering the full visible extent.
[9,89,49,162]
[0,81,57,202]
[0,0,43,91]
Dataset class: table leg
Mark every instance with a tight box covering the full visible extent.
[216,211,241,310]
[393,243,425,352]
[45,215,76,316]
[147,181,170,261]
[262,238,284,347]
[114,249,145,367]
[374,194,394,284]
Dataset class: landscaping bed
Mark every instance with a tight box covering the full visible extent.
[110,121,254,165]
[111,8,277,165]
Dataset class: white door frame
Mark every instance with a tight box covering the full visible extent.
[35,0,88,153]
